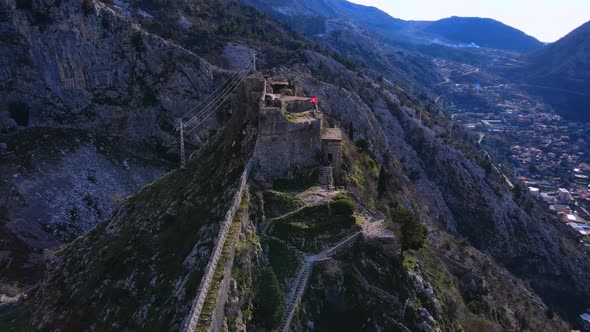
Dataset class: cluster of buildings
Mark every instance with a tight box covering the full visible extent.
[435,57,590,332]
[528,186,590,240]
[435,61,590,247]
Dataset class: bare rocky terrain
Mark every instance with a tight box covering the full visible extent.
[0,0,589,330]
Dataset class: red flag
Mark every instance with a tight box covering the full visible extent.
[309,97,319,103]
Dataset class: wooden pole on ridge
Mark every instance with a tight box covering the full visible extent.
[179,119,186,169]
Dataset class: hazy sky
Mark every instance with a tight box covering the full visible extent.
[348,0,590,42]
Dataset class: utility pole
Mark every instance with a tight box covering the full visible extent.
[449,122,454,138]
[179,119,186,169]
[401,298,409,320]
[252,52,256,74]
[449,113,456,138]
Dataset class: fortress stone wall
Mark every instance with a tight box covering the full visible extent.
[252,106,323,180]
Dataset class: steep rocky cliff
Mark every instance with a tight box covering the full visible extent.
[0,0,295,292]
[1,0,589,330]
[290,52,590,323]
[518,20,590,121]
[27,76,259,331]
[0,0,224,291]
[240,0,444,93]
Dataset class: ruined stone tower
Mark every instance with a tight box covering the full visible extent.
[251,76,342,181]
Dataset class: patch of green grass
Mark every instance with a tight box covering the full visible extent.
[195,193,248,331]
[344,165,367,188]
[285,112,297,122]
[272,205,357,252]
[273,205,354,237]
[263,191,304,218]
[266,239,301,288]
[0,305,30,332]
[362,155,379,178]
[354,215,363,225]
[402,254,418,271]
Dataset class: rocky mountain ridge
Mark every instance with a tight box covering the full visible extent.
[29,75,259,331]
[420,16,544,52]
[25,71,574,331]
[240,0,544,53]
[0,0,589,330]
[516,20,590,121]
[0,0,288,292]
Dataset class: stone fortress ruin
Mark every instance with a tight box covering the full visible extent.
[251,76,342,182]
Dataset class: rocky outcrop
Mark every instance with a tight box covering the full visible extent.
[29,77,261,331]
[3,0,588,329]
[279,51,589,323]
[1,0,221,138]
[516,20,590,122]
[0,0,238,289]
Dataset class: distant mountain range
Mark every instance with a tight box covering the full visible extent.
[243,0,590,122]
[4,0,590,329]
[518,20,590,121]
[418,16,544,52]
[241,0,544,53]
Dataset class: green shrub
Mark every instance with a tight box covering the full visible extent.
[263,191,303,218]
[355,138,370,152]
[377,165,391,198]
[332,193,349,201]
[0,305,29,331]
[0,8,10,22]
[255,267,285,329]
[131,32,144,53]
[392,206,427,252]
[142,85,158,106]
[331,197,356,216]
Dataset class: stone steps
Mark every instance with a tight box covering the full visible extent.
[320,166,333,189]
[279,261,313,332]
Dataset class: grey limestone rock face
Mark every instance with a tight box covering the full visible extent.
[0,0,228,142]
[1,0,589,328]
[0,0,234,288]
[0,129,166,292]
[10,145,164,240]
[292,50,590,317]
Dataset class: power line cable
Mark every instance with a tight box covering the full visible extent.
[184,61,253,129]
[185,72,250,135]
[179,58,253,121]
[171,58,254,135]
